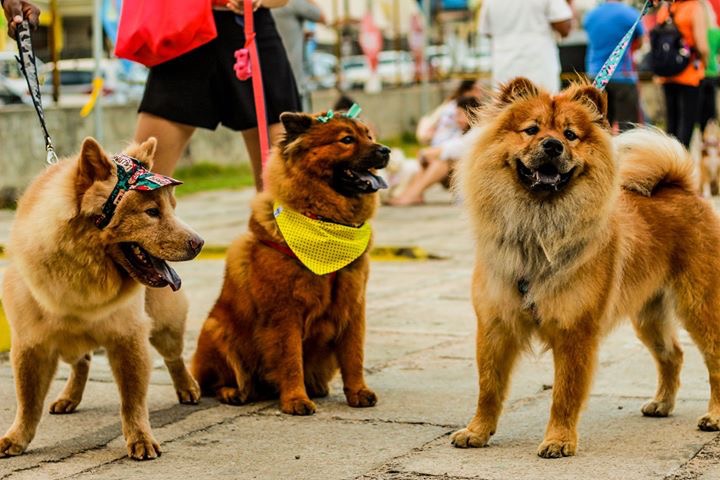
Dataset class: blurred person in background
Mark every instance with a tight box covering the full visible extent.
[272,0,325,112]
[134,0,300,191]
[584,0,644,132]
[699,0,720,132]
[479,0,573,93]
[387,95,482,207]
[416,79,482,147]
[654,0,709,148]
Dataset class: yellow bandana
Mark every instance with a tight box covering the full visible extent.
[273,202,371,275]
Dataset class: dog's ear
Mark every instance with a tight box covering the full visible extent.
[77,137,113,193]
[136,137,157,165]
[567,84,608,123]
[280,112,314,143]
[124,137,157,169]
[496,77,540,106]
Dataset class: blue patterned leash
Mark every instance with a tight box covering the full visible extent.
[592,0,652,91]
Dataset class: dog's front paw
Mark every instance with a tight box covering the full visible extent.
[0,436,27,458]
[217,386,249,406]
[450,428,491,448]
[537,438,577,458]
[49,397,81,414]
[641,400,673,417]
[345,387,377,408]
[280,396,316,416]
[126,433,161,461]
[176,376,201,405]
[698,413,720,431]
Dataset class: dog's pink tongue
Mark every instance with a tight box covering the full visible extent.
[150,256,182,291]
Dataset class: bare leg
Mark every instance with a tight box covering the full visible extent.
[0,345,58,457]
[241,122,285,191]
[50,353,92,414]
[389,157,450,206]
[632,293,683,417]
[134,113,195,176]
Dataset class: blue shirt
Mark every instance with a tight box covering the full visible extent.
[584,2,644,84]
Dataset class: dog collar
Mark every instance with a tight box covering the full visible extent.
[95,154,182,229]
[272,201,371,275]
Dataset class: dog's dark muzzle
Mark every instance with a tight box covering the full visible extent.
[333,145,390,196]
[516,157,575,193]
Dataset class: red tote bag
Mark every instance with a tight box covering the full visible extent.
[115,0,217,67]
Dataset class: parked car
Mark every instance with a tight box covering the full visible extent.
[377,50,415,86]
[0,51,41,106]
[307,51,337,91]
[341,55,370,89]
[340,51,415,90]
[39,58,125,106]
[426,44,452,77]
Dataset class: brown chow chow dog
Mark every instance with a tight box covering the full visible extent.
[191,110,389,415]
[1,138,203,460]
[452,77,720,458]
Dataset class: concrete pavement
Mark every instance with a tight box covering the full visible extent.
[0,186,719,479]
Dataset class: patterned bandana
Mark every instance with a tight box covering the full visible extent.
[95,155,182,228]
[273,202,371,275]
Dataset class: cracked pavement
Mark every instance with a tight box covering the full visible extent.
[1,186,720,479]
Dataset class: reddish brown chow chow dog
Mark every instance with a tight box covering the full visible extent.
[452,77,720,458]
[191,111,389,415]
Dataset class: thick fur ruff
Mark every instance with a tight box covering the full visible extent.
[452,77,720,458]
[191,112,386,415]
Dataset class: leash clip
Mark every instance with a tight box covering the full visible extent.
[46,143,58,165]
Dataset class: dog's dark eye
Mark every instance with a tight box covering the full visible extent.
[340,136,356,144]
[564,129,578,141]
[145,208,161,218]
[523,126,539,135]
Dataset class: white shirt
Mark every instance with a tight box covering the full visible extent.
[480,0,573,93]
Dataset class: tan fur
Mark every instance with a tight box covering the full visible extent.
[451,78,720,458]
[699,120,720,196]
[191,112,388,414]
[0,138,203,460]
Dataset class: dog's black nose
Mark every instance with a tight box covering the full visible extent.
[377,145,391,159]
[188,235,204,256]
[542,138,564,158]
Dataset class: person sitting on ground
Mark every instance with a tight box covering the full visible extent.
[387,95,482,207]
[416,79,482,147]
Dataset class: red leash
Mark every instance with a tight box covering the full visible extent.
[234,0,270,173]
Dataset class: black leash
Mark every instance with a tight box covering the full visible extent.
[15,20,58,165]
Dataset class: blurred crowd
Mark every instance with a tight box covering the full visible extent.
[382,0,720,206]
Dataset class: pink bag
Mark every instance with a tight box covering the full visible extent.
[115,0,217,67]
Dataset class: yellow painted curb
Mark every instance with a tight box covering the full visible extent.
[0,299,10,353]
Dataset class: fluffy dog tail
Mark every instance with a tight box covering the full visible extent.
[616,127,696,196]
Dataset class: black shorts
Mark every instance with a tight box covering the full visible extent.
[139,9,301,131]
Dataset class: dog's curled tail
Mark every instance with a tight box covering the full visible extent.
[615,127,695,197]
